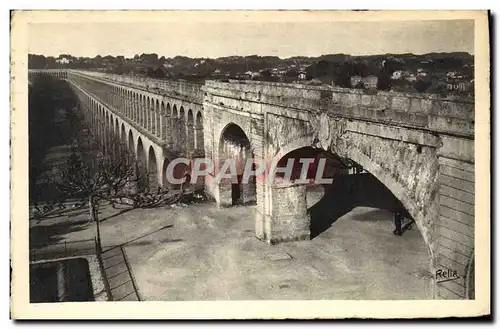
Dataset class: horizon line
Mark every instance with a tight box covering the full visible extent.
[29,51,475,60]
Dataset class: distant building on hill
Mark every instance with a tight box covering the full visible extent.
[350,75,363,88]
[56,57,70,65]
[363,75,378,89]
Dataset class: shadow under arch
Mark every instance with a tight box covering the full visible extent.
[270,135,433,263]
[148,146,159,192]
[217,122,256,206]
[121,124,126,145]
[136,137,148,192]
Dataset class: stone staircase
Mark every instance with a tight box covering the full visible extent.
[101,246,140,301]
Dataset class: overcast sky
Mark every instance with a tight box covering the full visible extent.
[28,12,474,58]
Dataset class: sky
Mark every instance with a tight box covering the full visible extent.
[27,12,474,59]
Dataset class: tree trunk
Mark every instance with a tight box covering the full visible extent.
[89,195,102,255]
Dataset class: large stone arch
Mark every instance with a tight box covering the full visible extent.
[172,105,179,152]
[105,112,110,152]
[148,146,159,192]
[128,129,135,154]
[136,137,148,192]
[215,122,256,206]
[195,111,204,151]
[115,117,119,138]
[179,107,186,153]
[121,123,126,145]
[140,95,145,127]
[186,109,195,153]
[270,134,434,266]
[160,101,166,140]
[132,93,137,121]
[155,99,161,137]
[147,96,153,132]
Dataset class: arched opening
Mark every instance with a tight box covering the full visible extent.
[121,124,126,146]
[271,141,431,299]
[132,93,137,121]
[148,147,159,192]
[172,106,179,152]
[140,95,145,127]
[110,114,114,135]
[160,101,166,139]
[128,130,134,153]
[186,109,195,153]
[115,118,119,138]
[155,99,161,137]
[150,98,155,134]
[104,112,110,153]
[195,111,204,151]
[218,123,256,206]
[179,107,186,153]
[147,97,153,132]
[136,137,148,192]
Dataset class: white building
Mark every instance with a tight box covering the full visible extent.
[391,71,403,80]
[56,57,70,65]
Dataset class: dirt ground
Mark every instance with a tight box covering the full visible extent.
[30,190,432,301]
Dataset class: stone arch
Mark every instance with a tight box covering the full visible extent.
[121,123,126,145]
[271,135,433,263]
[160,101,166,139]
[217,122,256,206]
[115,118,119,137]
[136,137,148,192]
[147,96,152,132]
[128,129,135,154]
[195,111,204,151]
[179,106,185,121]
[186,109,195,153]
[172,105,179,151]
[140,95,145,127]
[179,107,186,152]
[155,99,161,137]
[131,93,136,121]
[148,146,159,192]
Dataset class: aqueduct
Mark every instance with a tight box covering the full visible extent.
[28,69,475,299]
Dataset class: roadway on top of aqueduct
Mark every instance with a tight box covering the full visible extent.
[29,69,475,300]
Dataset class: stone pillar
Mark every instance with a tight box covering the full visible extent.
[265,181,311,244]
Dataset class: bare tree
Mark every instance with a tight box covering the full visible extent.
[48,106,142,253]
[46,103,204,252]
[52,134,139,253]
